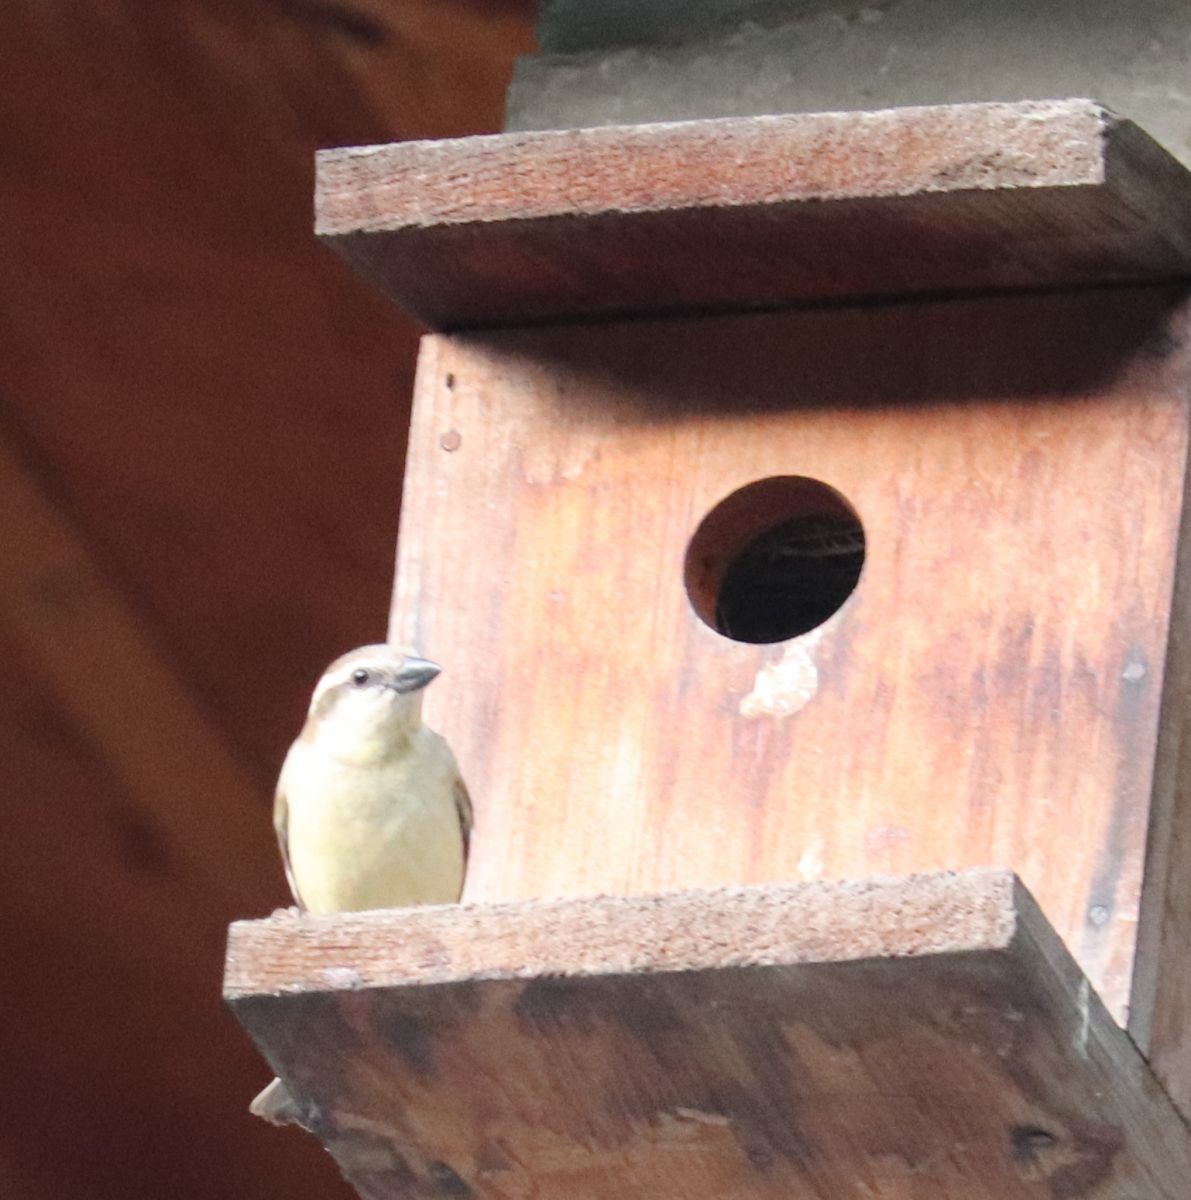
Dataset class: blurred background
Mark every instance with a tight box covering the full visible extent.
[0,3,534,1198]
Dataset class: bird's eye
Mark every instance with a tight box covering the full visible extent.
[351,668,371,687]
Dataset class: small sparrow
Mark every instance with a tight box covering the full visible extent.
[250,643,471,1126]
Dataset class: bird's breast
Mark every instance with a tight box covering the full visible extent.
[284,730,465,914]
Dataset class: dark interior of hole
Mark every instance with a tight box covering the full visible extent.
[714,512,865,643]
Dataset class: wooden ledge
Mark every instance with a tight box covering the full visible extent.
[226,870,1191,1198]
[226,869,1018,996]
[315,99,1191,328]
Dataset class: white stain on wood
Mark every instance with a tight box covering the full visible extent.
[740,631,824,719]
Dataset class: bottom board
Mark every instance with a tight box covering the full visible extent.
[226,870,1191,1199]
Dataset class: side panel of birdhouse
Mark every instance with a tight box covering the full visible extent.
[390,285,1191,1020]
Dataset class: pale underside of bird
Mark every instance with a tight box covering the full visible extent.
[250,643,471,1127]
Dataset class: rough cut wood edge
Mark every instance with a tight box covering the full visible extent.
[318,100,1116,229]
[314,99,1191,327]
[226,869,1019,997]
[1131,393,1191,1123]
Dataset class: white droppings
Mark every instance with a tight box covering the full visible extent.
[1076,977,1091,1057]
[740,634,823,719]
[321,966,365,989]
[797,838,825,881]
[673,1107,733,1127]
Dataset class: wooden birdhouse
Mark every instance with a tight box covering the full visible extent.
[226,98,1191,1198]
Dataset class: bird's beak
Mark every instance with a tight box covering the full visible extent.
[393,656,442,693]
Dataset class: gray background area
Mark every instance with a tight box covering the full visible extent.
[509,0,1191,167]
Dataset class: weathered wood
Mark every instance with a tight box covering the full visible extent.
[391,285,1191,1026]
[225,870,1191,1199]
[1131,426,1191,1116]
[316,98,1191,328]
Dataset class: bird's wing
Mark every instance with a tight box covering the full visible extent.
[274,751,305,910]
[453,775,473,865]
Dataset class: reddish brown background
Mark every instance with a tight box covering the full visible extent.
[0,4,535,1197]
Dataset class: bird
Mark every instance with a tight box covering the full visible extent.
[249,643,471,1126]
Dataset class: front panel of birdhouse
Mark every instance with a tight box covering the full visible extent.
[390,283,1191,1018]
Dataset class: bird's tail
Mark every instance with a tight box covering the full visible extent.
[249,1076,304,1127]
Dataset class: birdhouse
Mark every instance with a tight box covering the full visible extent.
[226,99,1191,1197]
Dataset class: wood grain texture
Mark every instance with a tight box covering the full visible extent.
[316,98,1191,328]
[225,870,1191,1199]
[1131,407,1191,1116]
[226,868,1022,994]
[392,285,1191,1026]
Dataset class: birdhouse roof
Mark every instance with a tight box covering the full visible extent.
[315,98,1191,329]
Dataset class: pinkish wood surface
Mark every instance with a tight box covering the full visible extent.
[391,285,1191,1029]
[316,99,1191,327]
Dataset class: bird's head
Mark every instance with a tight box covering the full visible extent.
[304,644,441,758]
